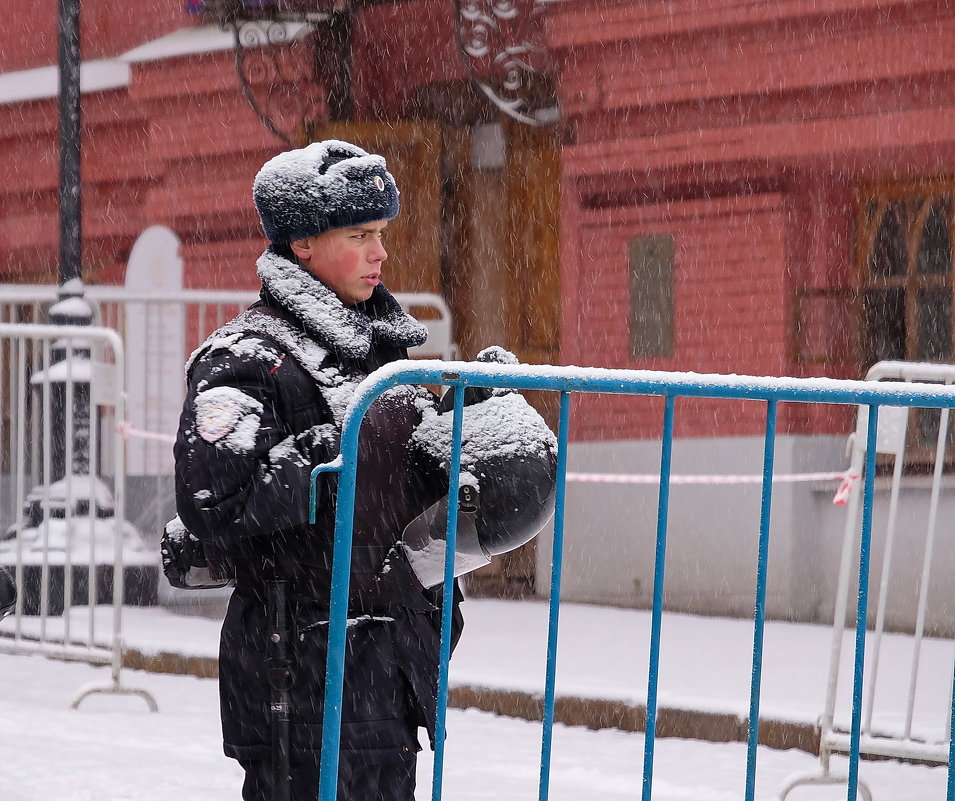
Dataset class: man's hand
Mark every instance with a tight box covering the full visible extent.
[437,345,519,412]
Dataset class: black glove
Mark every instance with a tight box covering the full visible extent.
[437,346,519,412]
[160,517,234,590]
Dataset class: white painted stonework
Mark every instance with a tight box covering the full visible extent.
[124,226,184,476]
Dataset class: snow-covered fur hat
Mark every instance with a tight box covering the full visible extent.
[253,140,400,243]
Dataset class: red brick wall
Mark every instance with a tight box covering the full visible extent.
[551,0,955,123]
[351,0,467,120]
[1,0,188,72]
[563,193,794,440]
[0,41,314,287]
[548,0,955,182]
[128,50,300,255]
[549,0,955,440]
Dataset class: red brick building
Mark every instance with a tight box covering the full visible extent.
[0,0,559,368]
[543,0,955,622]
[3,0,954,619]
[550,0,955,440]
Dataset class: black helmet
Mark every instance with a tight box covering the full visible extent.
[399,446,557,589]
[470,450,557,556]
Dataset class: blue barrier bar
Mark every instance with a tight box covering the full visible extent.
[431,383,467,801]
[307,360,955,801]
[847,405,880,801]
[316,360,955,409]
[538,392,571,801]
[309,378,386,801]
[949,654,955,801]
[745,400,778,801]
[312,460,354,799]
[642,395,676,801]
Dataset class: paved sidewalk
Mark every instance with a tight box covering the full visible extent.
[8,597,954,758]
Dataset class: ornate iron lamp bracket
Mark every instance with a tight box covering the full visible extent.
[204,1,333,146]
[203,0,555,141]
[455,0,555,127]
[230,17,330,147]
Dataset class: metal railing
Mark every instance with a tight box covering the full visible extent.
[309,360,955,801]
[0,284,458,361]
[1,285,457,460]
[781,360,955,800]
[1,284,459,559]
[0,322,157,711]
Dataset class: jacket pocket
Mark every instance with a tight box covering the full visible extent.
[292,615,417,755]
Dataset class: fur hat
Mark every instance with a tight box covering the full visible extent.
[253,140,400,243]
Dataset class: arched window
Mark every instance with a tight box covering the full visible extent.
[860,193,954,365]
[858,186,955,453]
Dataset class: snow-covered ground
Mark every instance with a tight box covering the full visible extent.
[9,598,955,738]
[1,652,949,801]
[2,598,953,799]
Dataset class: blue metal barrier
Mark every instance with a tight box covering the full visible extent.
[310,360,955,801]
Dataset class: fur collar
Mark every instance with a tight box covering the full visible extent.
[255,247,427,359]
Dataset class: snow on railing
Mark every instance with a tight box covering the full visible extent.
[311,360,955,801]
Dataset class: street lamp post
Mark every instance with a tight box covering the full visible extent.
[50,0,93,482]
[57,0,85,300]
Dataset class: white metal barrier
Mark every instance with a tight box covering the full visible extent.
[0,285,459,361]
[780,360,955,800]
[0,322,157,711]
[1,284,459,552]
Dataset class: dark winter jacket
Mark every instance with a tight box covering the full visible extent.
[173,247,462,765]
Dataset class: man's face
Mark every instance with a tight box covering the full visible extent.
[295,220,389,305]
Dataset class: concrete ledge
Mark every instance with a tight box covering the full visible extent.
[447,685,820,756]
[123,648,219,679]
[122,647,820,755]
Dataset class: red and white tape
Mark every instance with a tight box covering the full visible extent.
[567,471,858,506]
[113,422,860,506]
[116,421,177,444]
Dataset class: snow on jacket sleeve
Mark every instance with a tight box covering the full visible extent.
[174,335,339,551]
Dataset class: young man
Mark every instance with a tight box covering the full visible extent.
[172,140,556,801]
